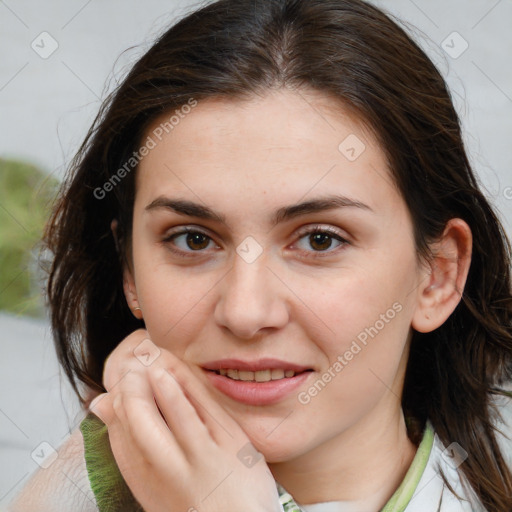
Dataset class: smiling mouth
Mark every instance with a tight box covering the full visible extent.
[209,368,313,382]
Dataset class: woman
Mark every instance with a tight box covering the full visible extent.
[9,0,512,510]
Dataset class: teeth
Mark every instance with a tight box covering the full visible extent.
[238,370,254,381]
[227,369,238,380]
[255,369,271,382]
[271,369,285,379]
[216,368,298,381]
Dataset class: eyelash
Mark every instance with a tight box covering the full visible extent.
[161,225,350,259]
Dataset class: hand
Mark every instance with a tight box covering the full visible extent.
[90,329,282,512]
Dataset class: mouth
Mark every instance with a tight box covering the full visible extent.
[209,368,311,382]
[201,358,314,405]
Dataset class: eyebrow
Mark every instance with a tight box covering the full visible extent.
[145,194,374,227]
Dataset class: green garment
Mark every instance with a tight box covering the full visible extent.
[80,413,434,512]
[80,413,144,511]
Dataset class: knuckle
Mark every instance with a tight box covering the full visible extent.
[103,330,150,389]
[112,392,124,416]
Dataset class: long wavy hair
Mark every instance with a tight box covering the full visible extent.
[43,0,512,509]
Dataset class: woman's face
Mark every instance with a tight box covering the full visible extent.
[126,89,427,462]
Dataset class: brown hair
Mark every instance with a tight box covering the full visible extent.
[44,0,512,509]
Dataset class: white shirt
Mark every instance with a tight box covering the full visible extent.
[280,392,512,512]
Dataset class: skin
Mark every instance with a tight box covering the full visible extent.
[92,88,472,511]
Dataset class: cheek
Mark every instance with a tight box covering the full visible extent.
[287,253,417,418]
[134,257,217,351]
[294,251,417,356]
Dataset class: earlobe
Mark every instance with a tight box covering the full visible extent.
[122,270,143,320]
[111,219,143,321]
[412,218,472,333]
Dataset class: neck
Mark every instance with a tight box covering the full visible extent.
[269,401,417,510]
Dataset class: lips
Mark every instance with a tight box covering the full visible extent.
[201,358,313,405]
[215,368,296,382]
[201,358,311,373]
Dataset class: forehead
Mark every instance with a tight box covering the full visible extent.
[135,89,402,218]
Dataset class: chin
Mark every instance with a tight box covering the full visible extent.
[247,431,310,464]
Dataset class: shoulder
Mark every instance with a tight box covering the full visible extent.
[7,424,99,512]
[405,429,482,511]
[406,388,512,512]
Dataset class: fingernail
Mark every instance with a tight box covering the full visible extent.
[89,394,104,412]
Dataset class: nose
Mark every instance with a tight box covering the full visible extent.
[214,251,290,340]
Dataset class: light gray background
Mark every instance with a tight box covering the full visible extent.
[0,0,511,507]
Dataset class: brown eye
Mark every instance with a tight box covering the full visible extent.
[162,228,217,257]
[309,232,334,251]
[294,226,349,256]
[184,232,210,250]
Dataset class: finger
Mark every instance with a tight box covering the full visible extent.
[117,389,188,476]
[152,346,247,446]
[101,333,195,460]
[103,328,150,391]
[103,333,246,445]
[89,393,115,425]
[108,368,186,455]
[148,366,213,458]
[101,408,160,499]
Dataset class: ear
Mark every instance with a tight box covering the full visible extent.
[111,219,143,320]
[412,218,472,333]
